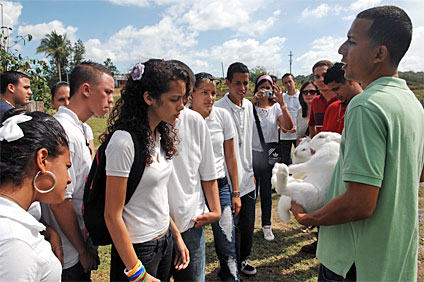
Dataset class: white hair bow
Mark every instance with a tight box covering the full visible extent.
[0,114,32,142]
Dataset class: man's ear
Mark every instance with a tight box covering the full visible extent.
[225,79,231,88]
[35,148,49,173]
[80,83,91,98]
[143,91,154,106]
[6,83,15,94]
[374,45,389,64]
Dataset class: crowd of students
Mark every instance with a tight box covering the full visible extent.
[0,5,423,282]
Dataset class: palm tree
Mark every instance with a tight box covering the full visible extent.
[36,30,72,81]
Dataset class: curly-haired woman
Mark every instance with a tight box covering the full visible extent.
[104,59,192,282]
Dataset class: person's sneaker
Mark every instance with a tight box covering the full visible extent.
[301,240,317,254]
[262,226,275,241]
[241,260,257,276]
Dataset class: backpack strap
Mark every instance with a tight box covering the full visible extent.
[124,130,146,204]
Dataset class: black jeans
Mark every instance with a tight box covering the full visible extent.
[279,139,297,165]
[318,264,356,282]
[110,229,174,281]
[62,262,91,281]
[234,190,256,269]
[252,150,273,227]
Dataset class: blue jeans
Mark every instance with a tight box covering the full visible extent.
[172,226,205,282]
[62,262,91,281]
[234,189,256,269]
[211,184,240,281]
[110,229,174,281]
[253,150,272,226]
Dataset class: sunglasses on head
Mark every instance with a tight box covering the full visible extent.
[301,89,319,95]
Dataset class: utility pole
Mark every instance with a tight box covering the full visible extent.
[288,51,293,74]
[221,62,225,79]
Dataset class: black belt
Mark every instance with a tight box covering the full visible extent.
[217,176,228,187]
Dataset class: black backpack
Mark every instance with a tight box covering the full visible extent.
[83,129,145,246]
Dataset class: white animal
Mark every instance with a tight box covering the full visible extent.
[272,132,341,222]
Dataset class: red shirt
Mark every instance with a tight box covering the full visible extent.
[322,100,347,134]
[308,95,338,133]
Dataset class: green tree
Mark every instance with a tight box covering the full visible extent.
[103,58,118,74]
[249,66,268,84]
[36,30,72,81]
[70,39,85,69]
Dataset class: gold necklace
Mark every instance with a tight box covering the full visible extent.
[0,192,23,209]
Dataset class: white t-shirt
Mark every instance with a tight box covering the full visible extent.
[280,91,301,140]
[205,107,236,179]
[42,106,94,269]
[168,107,217,233]
[296,107,309,139]
[0,198,62,282]
[252,103,283,152]
[215,94,255,196]
[105,130,171,243]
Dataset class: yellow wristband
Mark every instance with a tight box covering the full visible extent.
[124,260,141,277]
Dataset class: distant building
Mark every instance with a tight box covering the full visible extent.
[113,74,127,89]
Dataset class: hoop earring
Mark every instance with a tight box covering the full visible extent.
[33,171,57,194]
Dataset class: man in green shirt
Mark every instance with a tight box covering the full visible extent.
[291,6,424,281]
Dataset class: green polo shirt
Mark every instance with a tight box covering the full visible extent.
[317,77,424,281]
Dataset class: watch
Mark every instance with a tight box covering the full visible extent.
[231,191,240,198]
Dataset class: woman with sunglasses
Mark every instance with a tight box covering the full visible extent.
[250,74,293,241]
[296,81,320,145]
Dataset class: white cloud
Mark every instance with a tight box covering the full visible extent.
[208,37,286,74]
[17,20,78,43]
[301,4,330,19]
[176,0,276,35]
[1,0,22,28]
[107,0,150,7]
[349,0,381,11]
[84,17,198,67]
[295,36,345,74]
[400,26,424,71]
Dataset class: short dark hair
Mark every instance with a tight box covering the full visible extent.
[270,75,278,84]
[324,63,346,85]
[194,72,216,89]
[69,61,113,97]
[51,81,70,99]
[226,62,249,82]
[167,59,195,96]
[0,109,68,187]
[282,73,295,81]
[312,60,333,74]
[357,5,412,66]
[0,71,30,94]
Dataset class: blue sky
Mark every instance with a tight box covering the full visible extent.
[2,0,424,77]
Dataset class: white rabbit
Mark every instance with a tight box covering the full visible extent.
[272,132,341,222]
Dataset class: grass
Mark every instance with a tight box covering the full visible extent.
[86,91,424,281]
[90,187,424,281]
[91,194,320,282]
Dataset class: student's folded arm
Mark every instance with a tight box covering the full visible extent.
[193,180,221,227]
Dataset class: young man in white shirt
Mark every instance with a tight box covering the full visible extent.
[215,62,257,276]
[41,62,115,281]
[279,73,300,165]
